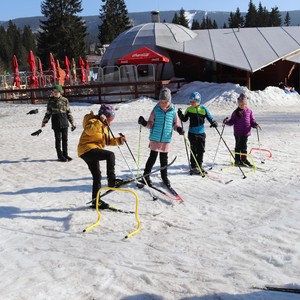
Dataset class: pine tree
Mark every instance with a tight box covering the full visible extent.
[256,2,269,27]
[6,21,27,69]
[212,20,218,29]
[22,25,36,54]
[172,12,179,24]
[98,0,131,45]
[269,6,282,26]
[191,19,200,30]
[0,26,10,72]
[37,0,87,68]
[245,0,257,27]
[228,8,244,28]
[178,8,189,28]
[284,12,291,26]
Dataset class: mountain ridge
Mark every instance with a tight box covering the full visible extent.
[1,10,299,36]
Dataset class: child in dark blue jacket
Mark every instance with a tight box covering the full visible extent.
[178,92,217,174]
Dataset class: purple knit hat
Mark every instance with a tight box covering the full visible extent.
[98,104,115,119]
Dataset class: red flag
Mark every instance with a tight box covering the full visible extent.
[38,58,45,87]
[78,56,86,84]
[64,56,71,81]
[27,50,39,87]
[12,55,21,88]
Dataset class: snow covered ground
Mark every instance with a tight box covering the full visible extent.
[1,81,300,300]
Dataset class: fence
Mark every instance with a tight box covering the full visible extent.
[0,79,185,104]
[0,63,185,103]
[0,64,156,90]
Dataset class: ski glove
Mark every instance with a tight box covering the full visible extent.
[210,120,218,128]
[71,124,76,131]
[177,109,184,120]
[223,117,228,124]
[138,116,147,127]
[177,127,185,135]
[31,129,42,136]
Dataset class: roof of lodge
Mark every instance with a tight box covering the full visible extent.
[102,23,300,74]
[155,26,300,73]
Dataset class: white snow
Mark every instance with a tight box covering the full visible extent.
[1,81,300,300]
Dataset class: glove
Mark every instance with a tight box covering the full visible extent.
[177,127,185,135]
[177,109,183,120]
[41,122,46,128]
[210,120,218,128]
[31,129,42,136]
[223,117,228,124]
[119,133,126,144]
[138,116,147,127]
[71,124,76,131]
[255,124,261,130]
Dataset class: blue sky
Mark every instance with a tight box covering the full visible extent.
[1,0,299,21]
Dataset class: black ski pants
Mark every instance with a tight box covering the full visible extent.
[80,148,116,199]
[234,135,248,161]
[188,132,206,168]
[144,150,168,180]
[53,128,68,158]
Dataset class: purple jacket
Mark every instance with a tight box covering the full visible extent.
[226,107,257,136]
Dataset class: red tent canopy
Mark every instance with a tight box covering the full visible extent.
[117,47,170,65]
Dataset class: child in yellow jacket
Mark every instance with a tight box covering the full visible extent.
[78,104,125,208]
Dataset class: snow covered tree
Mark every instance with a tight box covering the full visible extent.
[98,0,131,45]
[37,0,87,67]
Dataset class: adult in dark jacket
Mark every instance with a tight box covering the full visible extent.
[41,85,76,162]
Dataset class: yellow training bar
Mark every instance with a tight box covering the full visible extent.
[222,152,256,175]
[83,187,141,239]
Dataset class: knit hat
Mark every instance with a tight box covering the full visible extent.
[189,92,201,102]
[237,93,247,101]
[159,88,171,102]
[98,104,115,119]
[53,85,63,93]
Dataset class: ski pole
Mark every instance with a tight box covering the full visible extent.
[105,121,136,180]
[183,134,205,177]
[119,132,137,165]
[178,110,191,169]
[256,127,265,164]
[136,125,158,200]
[137,125,142,177]
[107,122,157,200]
[209,122,225,170]
[214,127,247,179]
[119,131,147,188]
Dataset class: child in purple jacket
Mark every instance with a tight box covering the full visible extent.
[223,93,260,166]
